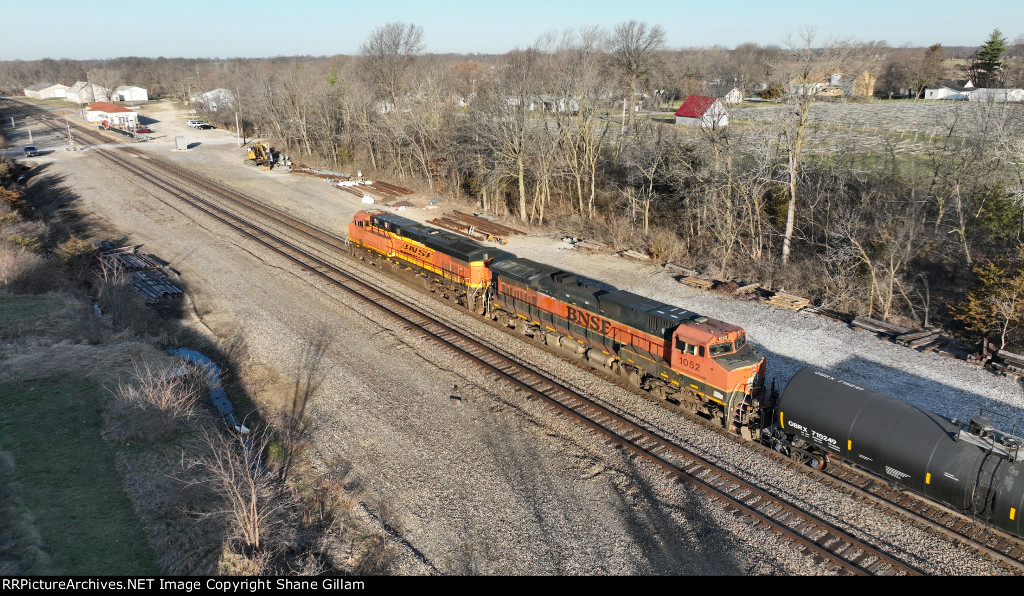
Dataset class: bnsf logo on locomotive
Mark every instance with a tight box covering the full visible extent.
[566,306,613,335]
[401,244,434,260]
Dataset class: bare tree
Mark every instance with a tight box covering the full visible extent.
[778,28,857,265]
[188,426,290,557]
[609,21,666,147]
[359,22,425,107]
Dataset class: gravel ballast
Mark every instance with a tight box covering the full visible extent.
[15,99,1023,575]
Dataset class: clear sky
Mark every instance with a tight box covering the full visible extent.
[3,0,1020,60]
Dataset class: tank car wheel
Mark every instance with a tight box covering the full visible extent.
[774,443,790,458]
[807,451,827,471]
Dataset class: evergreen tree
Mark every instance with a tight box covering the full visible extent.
[972,29,1008,86]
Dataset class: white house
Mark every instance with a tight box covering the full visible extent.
[969,87,1024,103]
[66,81,110,104]
[114,85,149,102]
[24,83,69,99]
[85,101,139,128]
[924,79,974,100]
[675,95,730,129]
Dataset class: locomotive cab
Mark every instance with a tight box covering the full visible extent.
[671,320,768,408]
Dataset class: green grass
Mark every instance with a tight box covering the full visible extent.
[0,295,65,327]
[0,376,159,575]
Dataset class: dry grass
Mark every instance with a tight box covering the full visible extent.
[104,359,203,443]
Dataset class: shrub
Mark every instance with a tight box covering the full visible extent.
[105,360,202,442]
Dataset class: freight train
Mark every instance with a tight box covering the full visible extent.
[768,368,1024,537]
[349,209,773,437]
[348,209,1024,538]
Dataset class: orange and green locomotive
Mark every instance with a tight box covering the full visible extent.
[348,210,772,437]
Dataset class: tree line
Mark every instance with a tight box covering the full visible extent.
[3,24,1024,348]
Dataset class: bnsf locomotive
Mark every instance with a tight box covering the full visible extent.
[350,209,1024,539]
[349,209,772,437]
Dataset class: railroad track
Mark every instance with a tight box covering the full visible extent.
[5,98,999,574]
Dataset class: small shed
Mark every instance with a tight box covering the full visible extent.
[674,95,730,129]
[85,101,139,128]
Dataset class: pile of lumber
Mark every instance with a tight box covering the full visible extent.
[618,249,651,261]
[850,316,912,337]
[679,276,713,290]
[663,261,696,277]
[970,338,1024,379]
[767,291,810,311]
[572,240,609,254]
[429,211,524,244]
[895,328,944,350]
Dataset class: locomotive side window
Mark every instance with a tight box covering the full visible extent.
[735,334,746,350]
[675,338,703,356]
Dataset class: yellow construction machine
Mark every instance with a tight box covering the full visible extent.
[245,142,273,170]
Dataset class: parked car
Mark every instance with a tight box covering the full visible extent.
[136,127,152,134]
[23,145,38,157]
[196,123,213,129]
[187,120,205,128]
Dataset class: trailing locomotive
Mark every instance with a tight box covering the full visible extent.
[348,210,772,436]
[768,368,1024,537]
[349,210,507,314]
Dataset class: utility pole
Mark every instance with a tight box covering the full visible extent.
[236,110,241,147]
[65,114,75,151]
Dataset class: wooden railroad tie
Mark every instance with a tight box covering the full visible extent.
[767,291,810,311]
[679,276,714,290]
[663,261,697,277]
[850,316,912,337]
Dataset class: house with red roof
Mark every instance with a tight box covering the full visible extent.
[85,101,139,129]
[674,95,730,129]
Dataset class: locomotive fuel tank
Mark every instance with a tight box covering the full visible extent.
[775,368,1024,536]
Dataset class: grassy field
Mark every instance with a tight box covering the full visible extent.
[0,295,159,575]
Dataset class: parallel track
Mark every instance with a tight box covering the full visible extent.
[7,98,1005,574]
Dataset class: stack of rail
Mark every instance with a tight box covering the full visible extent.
[94,245,182,302]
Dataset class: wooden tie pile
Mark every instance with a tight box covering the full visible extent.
[429,211,524,244]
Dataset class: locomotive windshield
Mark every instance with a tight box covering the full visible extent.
[709,342,733,356]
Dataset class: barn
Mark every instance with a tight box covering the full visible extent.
[24,83,69,99]
[114,85,149,102]
[66,82,110,104]
[674,95,730,129]
[85,101,139,129]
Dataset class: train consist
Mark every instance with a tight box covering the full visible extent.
[349,209,1024,537]
[349,209,773,437]
[769,368,1024,537]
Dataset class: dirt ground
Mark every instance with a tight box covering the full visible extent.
[11,97,1024,575]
